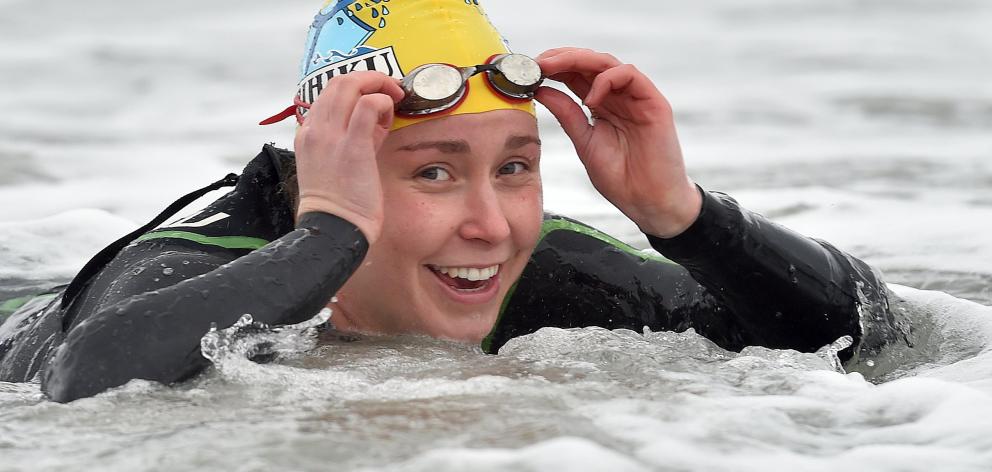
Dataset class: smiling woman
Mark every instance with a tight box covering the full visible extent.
[325,111,544,342]
[0,0,912,403]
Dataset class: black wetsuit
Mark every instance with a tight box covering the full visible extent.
[0,145,910,402]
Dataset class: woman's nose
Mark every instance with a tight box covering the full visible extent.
[458,184,511,244]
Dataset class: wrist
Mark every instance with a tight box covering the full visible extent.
[634,183,703,239]
[296,197,381,244]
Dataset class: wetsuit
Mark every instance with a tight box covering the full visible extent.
[0,145,910,402]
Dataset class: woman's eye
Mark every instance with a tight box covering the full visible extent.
[419,166,452,181]
[498,162,527,175]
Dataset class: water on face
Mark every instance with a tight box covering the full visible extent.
[1,0,991,470]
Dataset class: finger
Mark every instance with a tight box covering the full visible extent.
[535,86,593,154]
[346,93,396,145]
[326,72,404,127]
[536,47,591,62]
[545,71,593,101]
[584,64,637,108]
[584,64,666,115]
[308,72,404,130]
[538,50,623,79]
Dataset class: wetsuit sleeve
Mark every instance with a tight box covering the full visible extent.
[646,187,906,360]
[42,212,367,403]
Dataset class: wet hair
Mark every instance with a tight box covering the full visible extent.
[277,159,301,215]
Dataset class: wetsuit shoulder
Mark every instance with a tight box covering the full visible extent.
[61,144,295,331]
[482,213,742,353]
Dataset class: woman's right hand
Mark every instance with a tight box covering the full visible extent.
[293,71,405,244]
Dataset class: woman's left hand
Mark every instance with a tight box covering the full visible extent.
[535,48,702,238]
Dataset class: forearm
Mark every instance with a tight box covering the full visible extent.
[42,212,367,403]
[646,187,897,357]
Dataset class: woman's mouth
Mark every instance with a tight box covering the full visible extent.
[427,264,502,304]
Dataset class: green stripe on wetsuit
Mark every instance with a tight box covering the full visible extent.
[136,231,270,250]
[0,293,59,324]
[538,218,676,265]
[0,296,33,322]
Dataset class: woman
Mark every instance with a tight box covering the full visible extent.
[0,0,910,402]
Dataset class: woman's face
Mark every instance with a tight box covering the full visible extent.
[331,109,543,342]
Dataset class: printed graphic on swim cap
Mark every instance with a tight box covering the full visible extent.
[298,0,403,109]
[303,4,376,77]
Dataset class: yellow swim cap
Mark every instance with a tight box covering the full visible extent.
[291,0,536,130]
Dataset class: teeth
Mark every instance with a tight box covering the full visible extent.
[435,265,500,281]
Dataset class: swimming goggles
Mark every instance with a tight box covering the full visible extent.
[260,53,544,125]
[396,53,544,116]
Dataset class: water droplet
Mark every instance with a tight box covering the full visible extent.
[163,268,175,276]
[379,18,386,28]
[371,7,379,18]
[336,17,344,25]
[354,3,362,10]
[382,6,389,15]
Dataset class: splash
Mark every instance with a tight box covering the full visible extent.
[200,307,332,365]
[815,335,853,373]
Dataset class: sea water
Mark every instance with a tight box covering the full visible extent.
[1,0,991,470]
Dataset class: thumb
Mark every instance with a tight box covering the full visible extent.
[535,86,592,150]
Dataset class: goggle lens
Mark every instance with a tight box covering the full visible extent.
[486,54,543,98]
[410,65,464,101]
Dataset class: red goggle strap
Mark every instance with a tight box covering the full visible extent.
[259,95,311,126]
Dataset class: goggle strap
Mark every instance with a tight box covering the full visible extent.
[259,95,311,126]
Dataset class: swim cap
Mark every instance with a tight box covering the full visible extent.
[294,0,536,130]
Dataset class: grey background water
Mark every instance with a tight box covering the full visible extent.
[1,0,991,471]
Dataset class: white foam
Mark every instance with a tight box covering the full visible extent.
[361,437,649,472]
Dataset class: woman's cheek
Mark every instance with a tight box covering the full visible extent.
[384,191,452,251]
[510,185,544,250]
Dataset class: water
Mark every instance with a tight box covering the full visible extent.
[1,0,991,470]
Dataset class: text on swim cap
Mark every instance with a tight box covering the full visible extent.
[298,46,404,106]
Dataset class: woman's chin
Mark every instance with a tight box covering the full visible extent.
[419,309,499,344]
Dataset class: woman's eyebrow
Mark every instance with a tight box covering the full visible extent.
[505,135,541,150]
[397,140,471,154]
